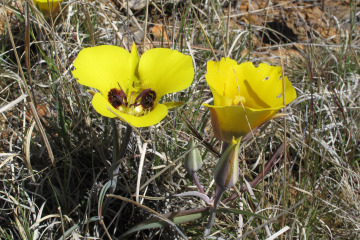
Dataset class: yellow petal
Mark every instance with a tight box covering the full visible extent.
[206,59,261,108]
[206,60,297,109]
[92,93,168,127]
[240,63,297,108]
[209,85,234,107]
[129,43,140,89]
[203,103,283,142]
[138,48,194,100]
[72,45,132,94]
[206,58,241,99]
[33,0,62,17]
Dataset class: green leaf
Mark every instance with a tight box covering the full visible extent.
[120,208,210,239]
[98,180,112,219]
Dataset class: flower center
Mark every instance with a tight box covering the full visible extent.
[233,95,246,106]
[108,88,156,116]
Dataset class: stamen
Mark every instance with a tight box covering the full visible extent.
[134,88,152,104]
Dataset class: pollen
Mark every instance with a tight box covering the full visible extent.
[134,105,144,114]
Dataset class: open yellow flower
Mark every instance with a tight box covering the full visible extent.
[72,44,194,127]
[33,0,62,18]
[203,58,296,142]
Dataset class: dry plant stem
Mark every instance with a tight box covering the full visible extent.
[192,172,205,194]
[225,1,231,57]
[191,3,218,61]
[58,207,66,239]
[143,0,149,49]
[238,198,306,239]
[98,3,127,49]
[5,0,55,167]
[223,143,285,204]
[280,48,288,237]
[99,219,112,240]
[179,112,220,157]
[136,142,148,203]
[83,3,95,46]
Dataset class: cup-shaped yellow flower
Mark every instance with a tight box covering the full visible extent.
[33,0,62,18]
[203,58,297,142]
[72,44,194,127]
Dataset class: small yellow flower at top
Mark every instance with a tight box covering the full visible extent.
[33,0,62,18]
[72,44,194,127]
[203,58,297,142]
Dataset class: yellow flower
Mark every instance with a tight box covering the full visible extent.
[33,0,62,18]
[72,44,194,127]
[203,58,297,142]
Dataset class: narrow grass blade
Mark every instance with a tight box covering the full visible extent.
[215,208,269,220]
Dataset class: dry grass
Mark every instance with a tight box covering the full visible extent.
[1,0,359,239]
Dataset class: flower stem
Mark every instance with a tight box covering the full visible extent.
[204,185,224,236]
[192,172,205,194]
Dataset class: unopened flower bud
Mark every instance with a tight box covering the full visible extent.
[214,137,241,190]
[184,138,203,174]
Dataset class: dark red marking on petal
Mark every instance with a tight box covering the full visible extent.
[131,88,156,111]
[140,90,156,110]
[108,88,127,108]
